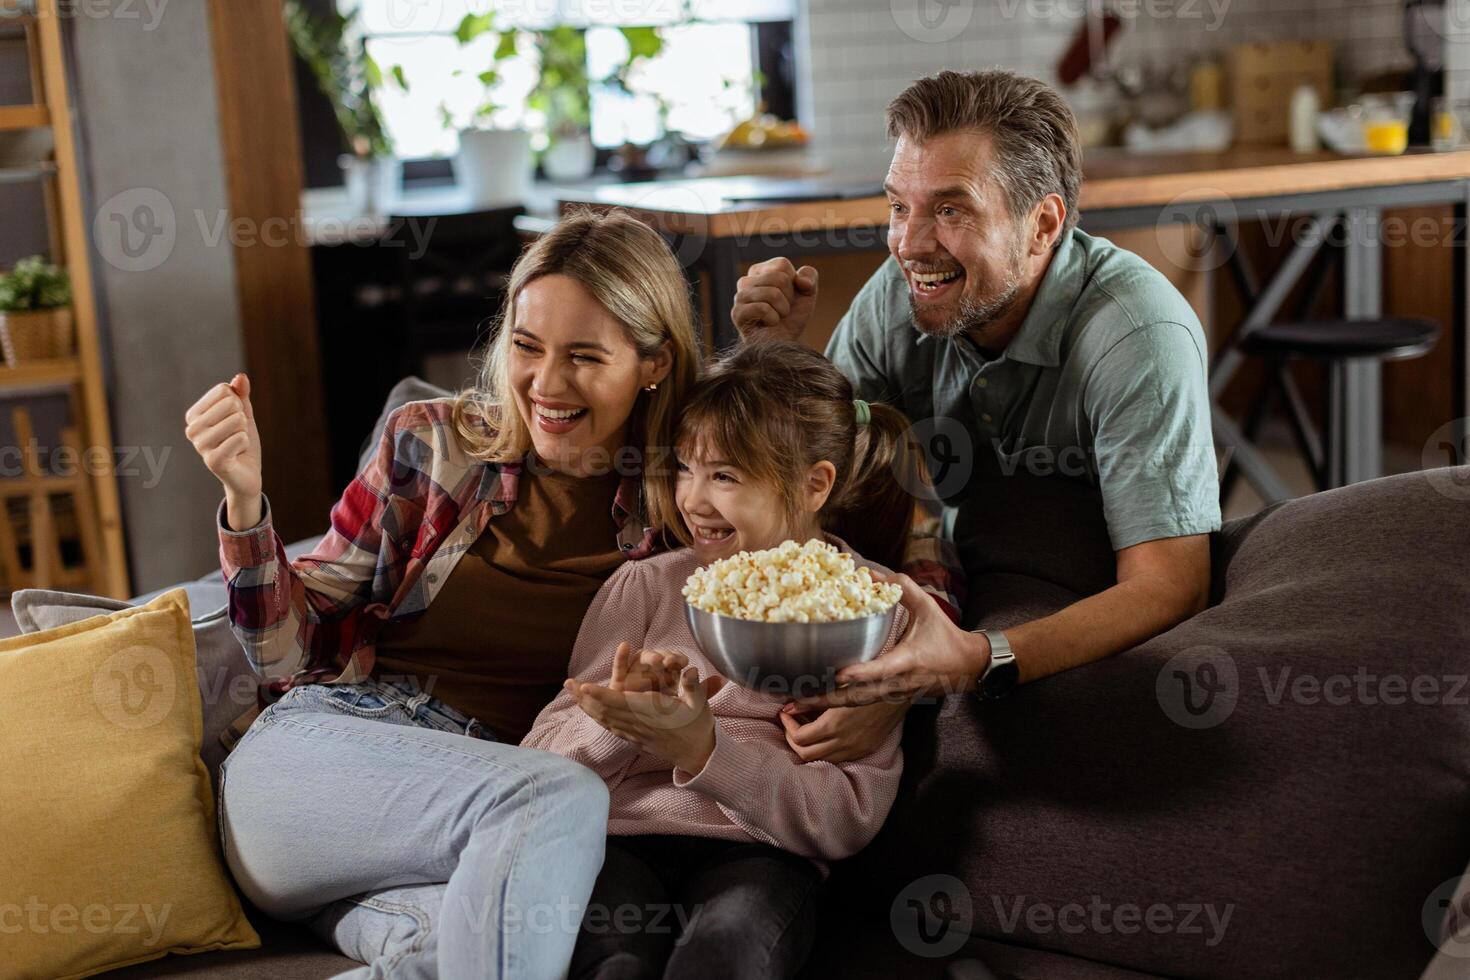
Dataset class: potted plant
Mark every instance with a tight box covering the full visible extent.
[451,16,667,192]
[0,256,73,364]
[283,0,408,216]
[450,12,534,207]
[534,25,596,181]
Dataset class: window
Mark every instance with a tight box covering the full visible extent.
[340,0,793,161]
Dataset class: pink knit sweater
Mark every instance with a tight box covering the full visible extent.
[521,540,908,863]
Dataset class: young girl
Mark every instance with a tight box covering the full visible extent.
[522,340,932,979]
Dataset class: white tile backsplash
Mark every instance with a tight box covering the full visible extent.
[798,0,1443,176]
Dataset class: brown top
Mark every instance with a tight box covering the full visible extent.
[373,464,627,743]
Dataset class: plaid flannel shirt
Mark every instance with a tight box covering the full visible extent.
[218,398,966,747]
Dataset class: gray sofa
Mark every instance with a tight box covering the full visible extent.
[814,464,1470,979]
[16,377,1468,976]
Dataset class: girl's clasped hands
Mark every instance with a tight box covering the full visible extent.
[565,641,726,775]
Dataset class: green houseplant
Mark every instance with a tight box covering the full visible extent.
[449,12,535,206]
[282,0,407,214]
[0,256,73,364]
[452,13,667,186]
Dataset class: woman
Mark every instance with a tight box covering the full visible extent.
[183,210,701,979]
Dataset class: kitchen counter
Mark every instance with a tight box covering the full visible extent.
[555,147,1470,502]
[555,147,1470,235]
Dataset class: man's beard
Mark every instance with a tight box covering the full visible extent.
[909,244,1026,341]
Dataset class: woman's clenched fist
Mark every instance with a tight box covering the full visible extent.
[185,373,263,529]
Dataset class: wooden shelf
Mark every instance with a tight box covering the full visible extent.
[31,0,130,597]
[0,104,48,130]
[0,161,57,185]
[0,356,79,389]
[0,0,130,599]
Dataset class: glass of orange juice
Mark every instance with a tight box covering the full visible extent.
[1360,93,1412,155]
[1432,96,1470,151]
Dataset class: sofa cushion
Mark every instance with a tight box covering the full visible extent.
[0,590,260,977]
[12,590,250,780]
[11,537,327,782]
[100,903,355,979]
[834,468,1470,980]
[809,905,1167,979]
[357,375,450,474]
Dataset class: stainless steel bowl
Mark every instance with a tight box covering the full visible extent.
[684,602,898,698]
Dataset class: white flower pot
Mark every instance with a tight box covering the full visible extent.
[456,127,532,208]
[542,133,596,182]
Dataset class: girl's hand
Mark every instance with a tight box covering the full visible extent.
[184,373,263,528]
[778,699,911,764]
[567,666,723,774]
[608,642,688,695]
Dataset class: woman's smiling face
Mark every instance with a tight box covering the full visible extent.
[509,274,669,477]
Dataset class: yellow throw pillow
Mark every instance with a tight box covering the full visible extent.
[0,588,259,979]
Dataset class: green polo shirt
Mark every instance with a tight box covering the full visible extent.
[826,227,1221,555]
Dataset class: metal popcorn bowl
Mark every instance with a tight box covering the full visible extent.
[684,602,899,698]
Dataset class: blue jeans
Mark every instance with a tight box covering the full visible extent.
[218,678,610,979]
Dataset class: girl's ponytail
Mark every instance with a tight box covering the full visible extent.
[823,402,917,572]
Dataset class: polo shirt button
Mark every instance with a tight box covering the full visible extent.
[621,543,633,551]
[976,378,988,389]
[426,572,438,584]
[982,412,993,423]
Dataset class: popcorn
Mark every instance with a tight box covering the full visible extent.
[683,539,902,623]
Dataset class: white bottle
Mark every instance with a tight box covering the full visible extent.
[1290,83,1321,153]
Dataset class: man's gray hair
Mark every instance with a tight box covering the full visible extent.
[887,69,1082,238]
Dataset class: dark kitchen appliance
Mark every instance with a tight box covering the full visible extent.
[1405,0,1446,145]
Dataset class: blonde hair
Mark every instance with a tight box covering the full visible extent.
[667,341,919,571]
[452,208,700,531]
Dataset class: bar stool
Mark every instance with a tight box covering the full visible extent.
[1220,317,1440,498]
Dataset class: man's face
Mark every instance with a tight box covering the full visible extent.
[884,130,1031,340]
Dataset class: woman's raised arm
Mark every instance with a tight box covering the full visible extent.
[187,375,397,684]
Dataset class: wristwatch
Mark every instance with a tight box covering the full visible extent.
[977,629,1019,700]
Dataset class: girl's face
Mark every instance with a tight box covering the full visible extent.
[674,442,835,565]
[509,274,670,477]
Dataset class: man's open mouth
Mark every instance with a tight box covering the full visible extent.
[911,268,964,296]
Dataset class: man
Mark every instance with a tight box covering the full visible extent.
[734,70,1220,713]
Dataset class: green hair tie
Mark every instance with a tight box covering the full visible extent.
[853,399,871,426]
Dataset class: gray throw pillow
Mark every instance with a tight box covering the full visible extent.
[358,376,452,474]
[11,589,255,783]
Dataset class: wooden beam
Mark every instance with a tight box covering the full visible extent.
[206,0,333,542]
[0,104,50,130]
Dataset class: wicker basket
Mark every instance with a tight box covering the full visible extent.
[0,307,74,364]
